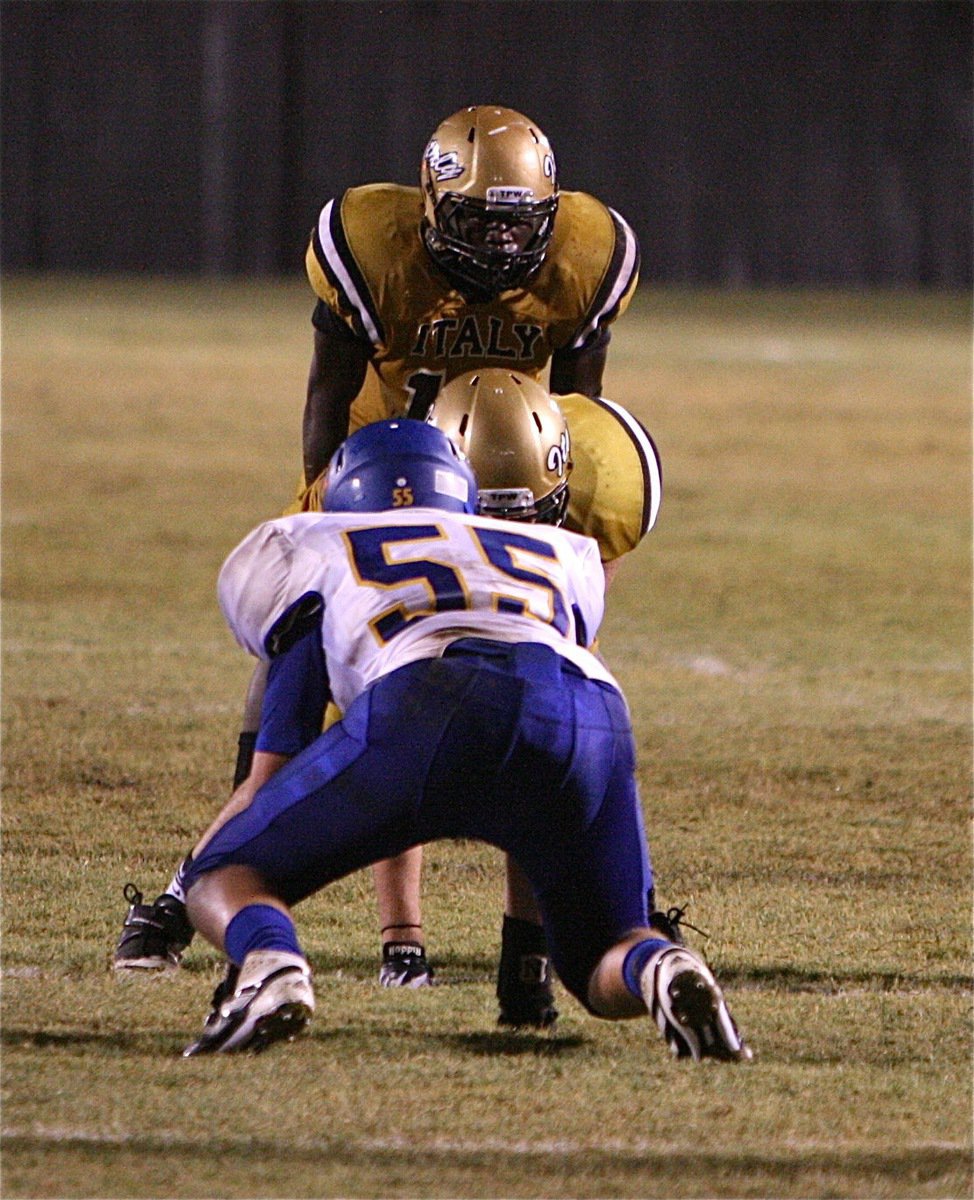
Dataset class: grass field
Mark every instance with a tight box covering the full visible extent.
[2,277,971,1199]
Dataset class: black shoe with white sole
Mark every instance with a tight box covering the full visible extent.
[379,942,434,988]
[113,884,194,972]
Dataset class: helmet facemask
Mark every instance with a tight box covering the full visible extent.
[477,481,569,526]
[424,191,558,296]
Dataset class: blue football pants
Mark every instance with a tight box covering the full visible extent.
[186,639,654,1008]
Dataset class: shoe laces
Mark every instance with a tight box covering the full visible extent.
[663,905,710,941]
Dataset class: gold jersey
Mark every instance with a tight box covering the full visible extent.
[558,393,661,560]
[297,182,652,560]
[305,183,640,428]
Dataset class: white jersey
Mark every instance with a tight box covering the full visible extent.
[218,509,618,715]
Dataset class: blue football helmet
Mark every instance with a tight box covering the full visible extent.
[322,419,477,515]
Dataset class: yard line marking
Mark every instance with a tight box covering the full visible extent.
[1,1126,967,1157]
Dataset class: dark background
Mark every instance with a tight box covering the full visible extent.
[2,0,971,286]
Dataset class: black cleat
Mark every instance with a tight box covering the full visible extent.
[497,955,558,1029]
[379,942,434,988]
[113,884,194,973]
[497,917,558,1028]
[650,902,714,946]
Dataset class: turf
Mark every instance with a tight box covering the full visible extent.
[2,278,971,1199]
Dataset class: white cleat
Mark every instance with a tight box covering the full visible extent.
[641,946,752,1062]
[183,950,314,1057]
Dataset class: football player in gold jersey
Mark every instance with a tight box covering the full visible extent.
[296,107,641,1020]
[292,106,643,1021]
[297,104,640,502]
[114,106,647,1028]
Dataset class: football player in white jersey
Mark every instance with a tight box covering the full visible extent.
[113,364,672,1032]
[177,420,750,1063]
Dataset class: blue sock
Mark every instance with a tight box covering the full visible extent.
[224,904,303,965]
[621,937,673,1000]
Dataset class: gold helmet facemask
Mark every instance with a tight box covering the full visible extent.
[420,106,559,297]
[429,369,571,525]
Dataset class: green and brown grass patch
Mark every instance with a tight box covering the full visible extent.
[2,278,970,1198]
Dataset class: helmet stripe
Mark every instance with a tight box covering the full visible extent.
[569,208,640,351]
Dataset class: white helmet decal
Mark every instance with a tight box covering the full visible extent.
[424,139,464,183]
[546,429,571,478]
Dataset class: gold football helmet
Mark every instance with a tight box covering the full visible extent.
[420,106,559,296]
[429,368,571,525]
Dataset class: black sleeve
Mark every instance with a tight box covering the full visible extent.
[311,299,373,350]
[549,325,611,398]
